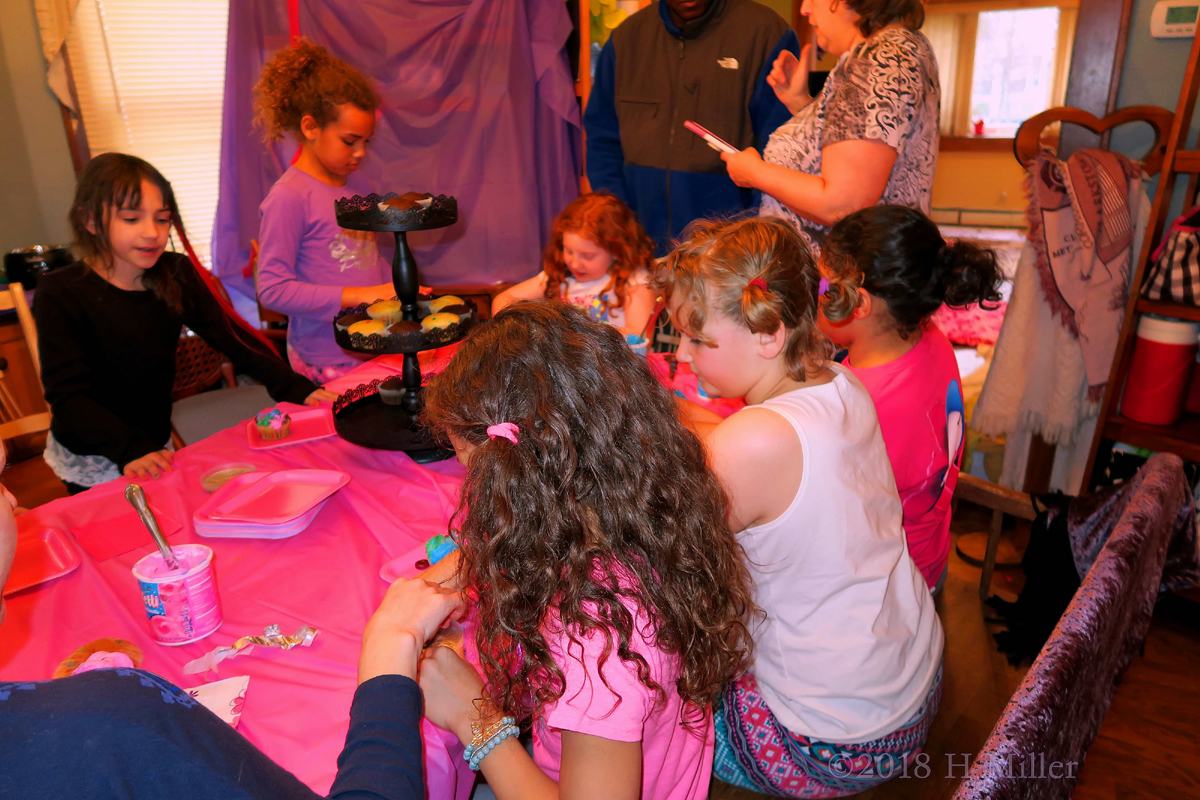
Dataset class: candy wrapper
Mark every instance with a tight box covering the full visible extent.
[183,624,318,674]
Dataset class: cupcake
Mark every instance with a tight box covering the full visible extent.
[387,320,422,335]
[435,303,471,317]
[367,300,403,325]
[255,409,291,441]
[428,295,464,313]
[378,192,433,211]
[421,312,459,332]
[378,376,406,405]
[348,319,387,337]
[336,312,370,331]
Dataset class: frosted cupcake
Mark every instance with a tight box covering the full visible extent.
[255,409,291,441]
[428,295,464,313]
[421,312,459,332]
[378,376,406,406]
[367,300,403,325]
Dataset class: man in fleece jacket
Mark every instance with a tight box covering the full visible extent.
[584,0,800,253]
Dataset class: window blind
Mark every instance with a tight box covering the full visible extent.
[65,0,228,268]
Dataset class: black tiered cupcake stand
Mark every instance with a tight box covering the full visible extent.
[331,193,470,463]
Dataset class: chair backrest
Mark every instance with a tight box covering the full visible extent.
[0,285,50,441]
[953,454,1192,800]
[646,301,680,354]
[1013,105,1175,174]
[173,330,236,402]
[0,285,41,384]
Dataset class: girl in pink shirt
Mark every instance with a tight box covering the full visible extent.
[820,206,1003,591]
[416,301,756,800]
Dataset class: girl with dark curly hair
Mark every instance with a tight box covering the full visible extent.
[416,300,755,800]
[492,193,658,336]
[820,205,1003,592]
[253,39,397,383]
[657,216,943,798]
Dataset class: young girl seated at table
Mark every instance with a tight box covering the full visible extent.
[35,153,332,493]
[820,206,1003,592]
[254,39,396,383]
[416,300,756,800]
[492,192,658,336]
[658,216,943,798]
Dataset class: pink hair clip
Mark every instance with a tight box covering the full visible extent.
[486,422,519,444]
[748,278,769,292]
[818,277,830,296]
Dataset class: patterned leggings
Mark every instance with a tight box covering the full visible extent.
[714,666,943,798]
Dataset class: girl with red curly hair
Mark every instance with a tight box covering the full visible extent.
[493,193,657,335]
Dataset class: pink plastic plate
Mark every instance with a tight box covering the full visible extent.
[246,407,336,449]
[4,528,81,596]
[207,469,350,524]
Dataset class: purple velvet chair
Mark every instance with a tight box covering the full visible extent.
[953,453,1196,800]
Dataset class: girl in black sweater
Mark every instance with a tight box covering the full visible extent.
[36,153,335,492]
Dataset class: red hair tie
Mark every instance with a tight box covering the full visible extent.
[748,278,769,292]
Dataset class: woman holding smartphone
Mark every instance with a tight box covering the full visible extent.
[719,0,940,255]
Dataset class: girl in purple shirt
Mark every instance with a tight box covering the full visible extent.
[254,40,396,382]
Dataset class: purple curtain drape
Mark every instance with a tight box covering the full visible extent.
[211,0,581,289]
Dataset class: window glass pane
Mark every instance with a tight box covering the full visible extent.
[969,7,1060,137]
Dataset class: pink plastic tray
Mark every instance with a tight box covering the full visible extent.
[246,407,337,449]
[194,472,331,539]
[4,528,81,596]
[207,469,350,524]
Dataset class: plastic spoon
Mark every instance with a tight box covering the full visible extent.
[125,483,180,570]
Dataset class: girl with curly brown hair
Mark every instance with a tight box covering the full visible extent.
[253,39,397,383]
[492,193,658,336]
[657,216,943,798]
[415,300,755,800]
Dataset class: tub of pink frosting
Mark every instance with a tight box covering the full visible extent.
[132,543,222,645]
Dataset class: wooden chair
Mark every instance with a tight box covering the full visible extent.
[0,285,49,442]
[1010,105,1173,494]
[172,330,237,403]
[953,474,1038,601]
[170,331,272,448]
[956,104,1175,602]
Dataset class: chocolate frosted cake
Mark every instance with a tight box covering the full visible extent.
[335,192,458,230]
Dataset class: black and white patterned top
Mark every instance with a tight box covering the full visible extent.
[760,26,940,253]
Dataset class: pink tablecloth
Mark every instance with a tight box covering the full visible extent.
[0,354,474,798]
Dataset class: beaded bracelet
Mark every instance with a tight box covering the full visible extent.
[464,716,519,771]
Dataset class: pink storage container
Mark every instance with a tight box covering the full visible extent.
[1121,315,1200,426]
[132,544,222,645]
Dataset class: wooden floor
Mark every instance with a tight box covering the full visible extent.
[5,454,1197,797]
[711,503,1200,800]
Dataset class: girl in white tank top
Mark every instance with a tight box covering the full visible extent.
[656,217,943,798]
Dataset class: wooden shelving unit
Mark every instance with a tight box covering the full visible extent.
[1084,32,1200,484]
[1136,297,1200,324]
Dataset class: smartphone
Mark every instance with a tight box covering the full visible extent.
[684,120,738,154]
